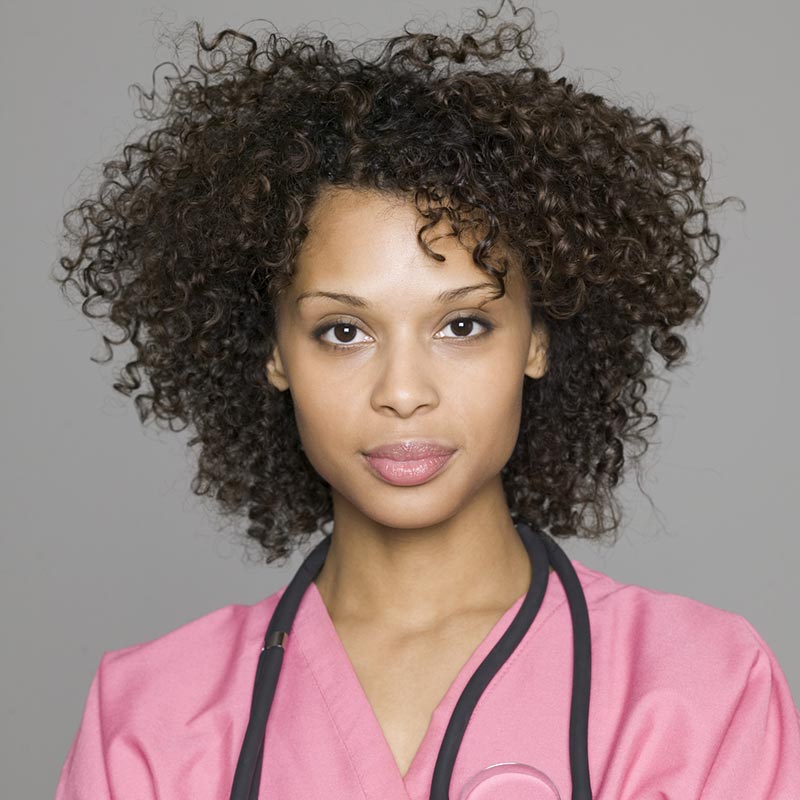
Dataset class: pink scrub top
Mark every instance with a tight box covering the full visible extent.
[55,558,800,799]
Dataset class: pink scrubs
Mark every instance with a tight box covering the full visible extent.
[55,558,800,799]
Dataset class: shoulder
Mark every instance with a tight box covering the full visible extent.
[103,586,285,664]
[569,558,797,718]
[93,586,288,729]
[573,557,765,651]
[564,562,800,795]
[58,586,295,797]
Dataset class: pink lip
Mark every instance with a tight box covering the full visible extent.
[363,440,455,460]
[361,440,457,486]
[362,452,455,486]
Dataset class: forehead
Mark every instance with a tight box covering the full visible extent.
[291,186,513,299]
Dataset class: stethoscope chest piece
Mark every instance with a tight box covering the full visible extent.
[459,762,562,799]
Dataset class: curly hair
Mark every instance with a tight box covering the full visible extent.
[52,0,743,565]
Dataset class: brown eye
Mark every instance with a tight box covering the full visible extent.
[329,323,358,344]
[312,319,370,350]
[312,314,495,352]
[448,318,479,337]
[438,315,495,341]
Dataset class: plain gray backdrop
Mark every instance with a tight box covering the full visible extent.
[2,0,798,796]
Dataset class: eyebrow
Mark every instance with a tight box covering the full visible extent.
[295,282,500,308]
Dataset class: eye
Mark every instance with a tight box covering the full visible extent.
[436,315,495,341]
[313,319,371,349]
[312,314,495,351]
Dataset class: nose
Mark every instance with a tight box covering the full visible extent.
[369,334,439,417]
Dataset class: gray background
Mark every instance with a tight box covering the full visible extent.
[2,0,798,796]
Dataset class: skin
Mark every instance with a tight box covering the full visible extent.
[265,184,550,775]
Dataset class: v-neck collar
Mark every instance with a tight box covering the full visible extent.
[292,572,565,800]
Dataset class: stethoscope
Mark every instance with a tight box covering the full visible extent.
[229,519,593,799]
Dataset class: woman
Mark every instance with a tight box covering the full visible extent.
[53,2,800,797]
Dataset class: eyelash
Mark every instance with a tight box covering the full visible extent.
[312,314,495,352]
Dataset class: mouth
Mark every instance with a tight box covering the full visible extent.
[361,450,456,486]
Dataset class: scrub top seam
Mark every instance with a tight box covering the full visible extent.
[93,652,116,797]
[694,657,760,798]
[291,625,372,800]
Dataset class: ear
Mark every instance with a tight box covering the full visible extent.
[524,319,549,380]
[265,341,290,391]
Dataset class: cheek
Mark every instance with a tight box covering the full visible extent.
[462,369,525,458]
[291,391,368,493]
[467,348,525,410]
[290,375,360,460]
[476,387,523,443]
[294,394,344,440]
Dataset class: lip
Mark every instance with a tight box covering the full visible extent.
[361,440,457,487]
[363,440,456,460]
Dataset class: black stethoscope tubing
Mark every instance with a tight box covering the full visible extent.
[229,519,593,799]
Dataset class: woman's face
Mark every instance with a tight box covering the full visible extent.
[267,186,548,529]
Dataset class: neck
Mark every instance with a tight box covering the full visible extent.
[312,495,543,634]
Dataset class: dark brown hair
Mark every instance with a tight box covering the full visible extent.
[52,0,743,564]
